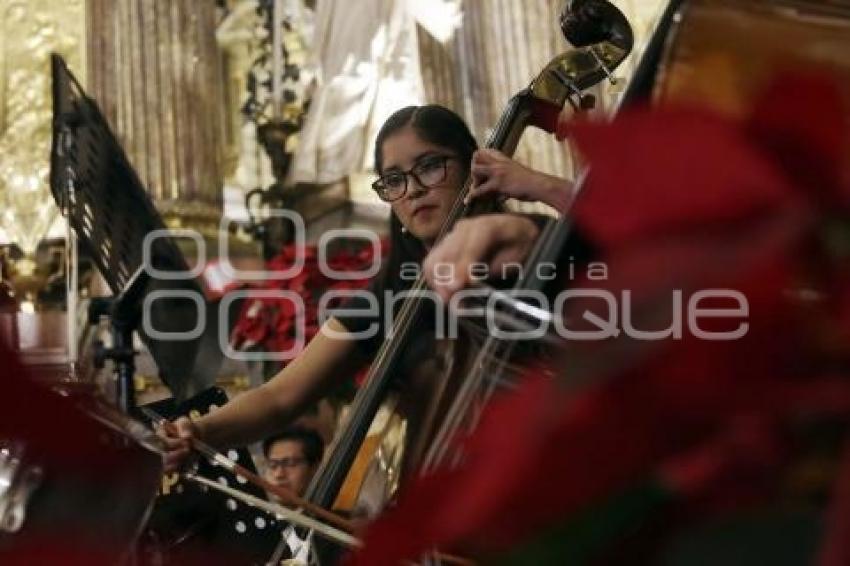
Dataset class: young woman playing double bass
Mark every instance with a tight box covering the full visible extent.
[160,105,559,473]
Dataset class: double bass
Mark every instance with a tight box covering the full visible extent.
[294,0,636,561]
[254,0,850,563]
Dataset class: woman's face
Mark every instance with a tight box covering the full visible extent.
[379,126,467,244]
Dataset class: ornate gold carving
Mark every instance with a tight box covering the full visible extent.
[0,0,85,253]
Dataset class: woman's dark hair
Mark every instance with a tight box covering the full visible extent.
[373,105,480,294]
[262,426,324,466]
[373,105,478,175]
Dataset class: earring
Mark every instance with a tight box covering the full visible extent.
[401,225,408,234]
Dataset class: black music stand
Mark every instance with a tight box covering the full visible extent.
[48,54,223,408]
[140,388,282,564]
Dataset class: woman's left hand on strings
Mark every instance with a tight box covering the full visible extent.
[466,149,573,214]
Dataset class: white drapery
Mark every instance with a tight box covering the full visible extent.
[290,0,435,184]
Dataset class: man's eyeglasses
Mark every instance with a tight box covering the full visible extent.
[372,155,457,202]
[266,456,308,470]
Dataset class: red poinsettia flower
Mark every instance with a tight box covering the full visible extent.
[347,72,850,565]
[230,238,387,366]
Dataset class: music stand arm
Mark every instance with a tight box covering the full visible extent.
[89,267,151,413]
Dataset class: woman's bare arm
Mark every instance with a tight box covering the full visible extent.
[162,317,359,469]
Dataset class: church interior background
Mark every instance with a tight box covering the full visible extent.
[0,0,666,402]
[4,1,850,564]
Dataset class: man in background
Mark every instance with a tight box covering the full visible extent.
[262,426,324,499]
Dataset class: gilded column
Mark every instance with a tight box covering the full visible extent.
[86,0,226,229]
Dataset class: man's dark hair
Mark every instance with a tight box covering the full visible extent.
[262,426,324,466]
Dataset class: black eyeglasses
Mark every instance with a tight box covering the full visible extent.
[372,155,457,202]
